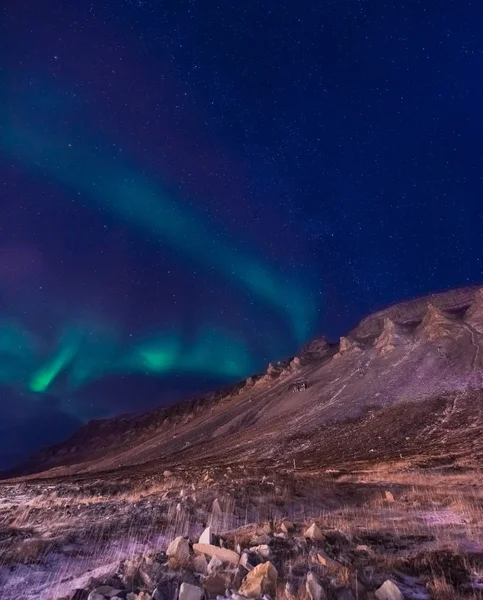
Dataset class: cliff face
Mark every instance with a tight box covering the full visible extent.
[9,285,483,480]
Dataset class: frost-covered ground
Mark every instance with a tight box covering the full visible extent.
[2,470,483,600]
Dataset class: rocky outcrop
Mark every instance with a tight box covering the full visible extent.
[417,304,458,341]
[300,338,330,362]
[373,318,411,355]
[351,285,480,340]
[333,336,362,359]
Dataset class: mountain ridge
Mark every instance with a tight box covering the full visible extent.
[7,283,483,481]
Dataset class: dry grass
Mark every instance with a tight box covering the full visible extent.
[2,467,483,598]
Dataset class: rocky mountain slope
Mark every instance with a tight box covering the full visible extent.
[3,285,483,600]
[11,284,483,480]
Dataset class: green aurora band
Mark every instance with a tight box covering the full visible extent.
[0,121,316,394]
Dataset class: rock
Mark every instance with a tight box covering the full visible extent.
[354,545,372,554]
[250,533,272,546]
[375,580,404,600]
[301,338,329,362]
[281,520,294,533]
[238,561,278,598]
[202,574,227,597]
[384,490,395,502]
[418,304,457,341]
[90,587,123,599]
[240,551,261,572]
[251,544,270,559]
[119,558,139,586]
[261,522,273,535]
[284,580,298,600]
[304,523,325,542]
[315,552,342,571]
[193,553,208,575]
[207,554,223,573]
[167,536,190,563]
[193,543,240,565]
[178,583,203,600]
[306,572,326,600]
[199,526,212,544]
[163,470,173,477]
[290,378,307,392]
[373,318,410,355]
[87,594,106,600]
[153,583,177,600]
[334,336,362,358]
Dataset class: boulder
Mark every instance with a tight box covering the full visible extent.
[119,558,139,586]
[315,552,342,571]
[239,551,261,572]
[250,533,272,546]
[306,572,326,600]
[375,580,404,600]
[166,536,190,563]
[192,553,208,575]
[385,490,395,502]
[207,554,223,573]
[178,583,203,600]
[199,526,212,544]
[193,543,239,565]
[251,544,270,559]
[281,520,294,533]
[304,523,325,542]
[238,561,278,598]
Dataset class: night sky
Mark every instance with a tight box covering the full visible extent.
[2,0,483,468]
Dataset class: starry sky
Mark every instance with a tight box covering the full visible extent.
[1,0,483,468]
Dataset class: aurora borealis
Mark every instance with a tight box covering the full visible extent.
[3,0,483,467]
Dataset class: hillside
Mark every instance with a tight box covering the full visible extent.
[11,284,483,480]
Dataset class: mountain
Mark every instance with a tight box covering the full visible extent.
[11,284,483,480]
[3,285,483,600]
